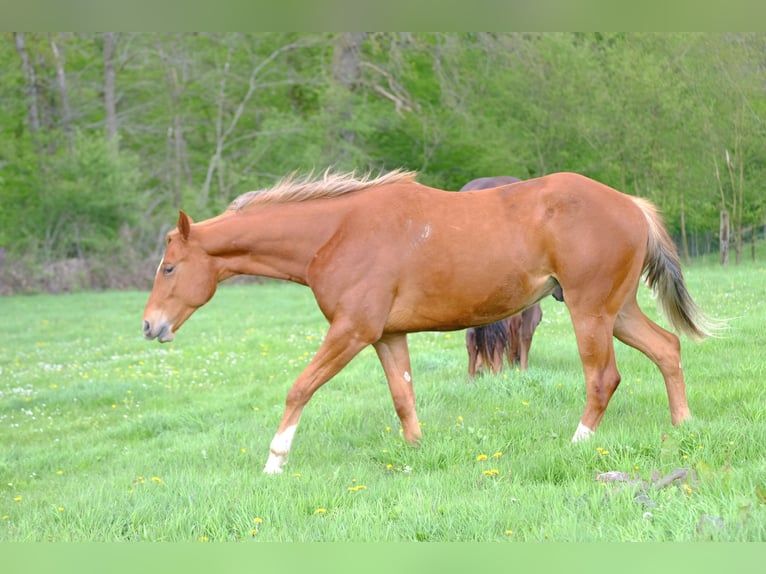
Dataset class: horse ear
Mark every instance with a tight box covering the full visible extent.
[177,210,193,241]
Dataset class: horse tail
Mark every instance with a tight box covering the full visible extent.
[632,196,720,342]
[474,321,509,368]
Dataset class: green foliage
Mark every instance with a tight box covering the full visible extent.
[2,33,766,291]
[3,132,142,259]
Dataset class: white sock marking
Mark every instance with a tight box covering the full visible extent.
[263,424,297,474]
[571,421,594,442]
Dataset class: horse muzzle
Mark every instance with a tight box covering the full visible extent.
[143,318,175,343]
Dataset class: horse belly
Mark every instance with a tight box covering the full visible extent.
[387,255,549,332]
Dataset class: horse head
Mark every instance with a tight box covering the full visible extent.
[142,211,218,343]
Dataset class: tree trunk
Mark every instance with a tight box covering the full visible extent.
[156,35,192,209]
[50,33,73,154]
[679,187,690,264]
[333,32,366,88]
[14,32,41,134]
[103,32,119,145]
[720,210,730,266]
[752,229,757,262]
[327,33,367,163]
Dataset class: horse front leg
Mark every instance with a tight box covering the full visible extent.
[263,320,371,474]
[373,334,422,445]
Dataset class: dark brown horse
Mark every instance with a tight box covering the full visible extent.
[460,176,545,375]
[465,306,543,377]
[143,169,716,473]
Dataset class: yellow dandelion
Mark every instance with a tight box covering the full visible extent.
[386,463,393,469]
[492,452,503,458]
[457,416,463,422]
[476,453,488,461]
[241,448,247,454]
[2,515,9,520]
[521,401,529,406]
[292,473,302,478]
[13,497,22,503]
[314,508,327,514]
[683,483,693,495]
[482,469,500,476]
[56,470,64,476]
[505,529,513,535]
[198,536,209,542]
[249,529,256,536]
[57,507,64,512]
[151,476,163,484]
[253,517,263,524]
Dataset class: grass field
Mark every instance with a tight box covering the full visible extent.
[1,259,765,542]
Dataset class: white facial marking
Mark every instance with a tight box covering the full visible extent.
[571,421,594,443]
[404,371,412,383]
[155,257,165,276]
[263,424,297,474]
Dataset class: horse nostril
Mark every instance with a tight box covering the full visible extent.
[143,320,151,335]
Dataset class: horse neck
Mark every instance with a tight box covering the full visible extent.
[198,203,341,285]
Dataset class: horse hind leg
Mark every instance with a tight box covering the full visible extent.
[614,297,690,426]
[491,339,505,375]
[569,311,622,442]
[517,307,540,371]
[466,328,479,378]
[506,316,522,368]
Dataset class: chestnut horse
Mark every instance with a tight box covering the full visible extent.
[460,176,545,375]
[143,169,716,474]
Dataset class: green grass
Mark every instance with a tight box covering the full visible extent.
[1,261,765,541]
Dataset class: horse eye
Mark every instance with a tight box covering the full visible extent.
[162,265,176,276]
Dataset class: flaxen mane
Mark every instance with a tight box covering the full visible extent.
[228,168,418,211]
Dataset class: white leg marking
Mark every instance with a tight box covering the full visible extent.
[571,421,595,443]
[403,371,412,382]
[263,424,297,474]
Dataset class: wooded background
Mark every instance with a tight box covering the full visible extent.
[1,32,764,293]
